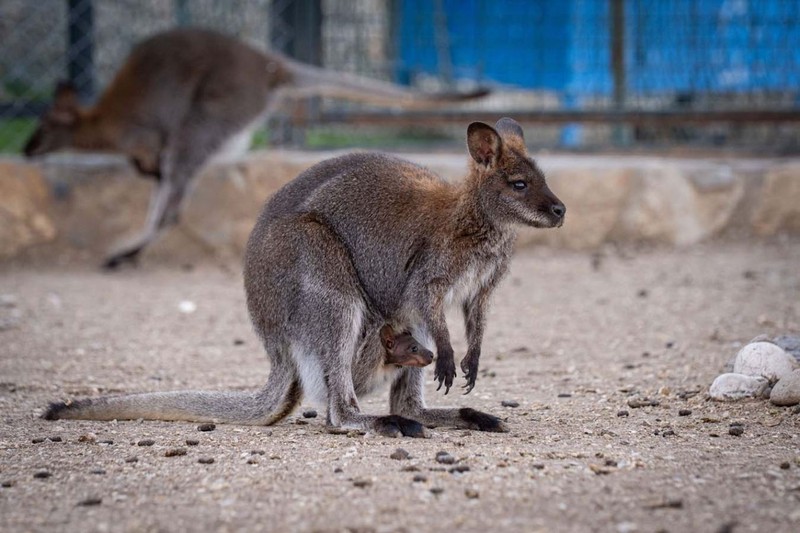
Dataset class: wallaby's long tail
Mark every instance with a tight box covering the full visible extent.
[42,378,302,426]
[284,57,490,107]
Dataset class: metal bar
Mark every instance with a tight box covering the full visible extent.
[311,109,800,127]
[67,0,95,101]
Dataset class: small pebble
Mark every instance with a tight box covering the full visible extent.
[98,440,114,445]
[334,467,343,473]
[124,457,138,463]
[465,488,479,499]
[662,429,676,437]
[412,474,427,482]
[78,497,102,507]
[137,439,155,447]
[33,471,51,479]
[1,480,16,488]
[780,461,791,470]
[198,458,215,464]
[390,448,411,460]
[435,451,455,465]
[32,437,45,444]
[501,400,520,407]
[48,436,62,443]
[251,450,266,455]
[90,468,105,475]
[729,426,744,436]
[449,465,470,474]
[78,434,96,443]
[557,393,572,398]
[352,478,372,488]
[302,409,318,418]
[627,398,659,408]
[186,439,199,446]
[617,410,629,417]
[401,465,420,472]
[233,339,245,346]
[164,448,187,457]
[532,463,545,470]
[665,341,675,349]
[247,458,259,465]
[678,409,692,416]
[295,419,308,425]
[430,487,444,495]
[197,423,216,432]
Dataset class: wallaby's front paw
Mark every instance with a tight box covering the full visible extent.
[459,407,507,432]
[434,352,456,394]
[374,415,429,438]
[460,354,480,395]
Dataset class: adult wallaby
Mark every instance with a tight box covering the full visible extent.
[44,118,564,438]
[23,27,488,268]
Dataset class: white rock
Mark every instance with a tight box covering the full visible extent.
[709,373,769,401]
[769,370,800,407]
[178,300,197,314]
[733,342,798,383]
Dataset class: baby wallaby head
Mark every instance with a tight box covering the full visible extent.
[380,324,434,368]
[466,117,565,229]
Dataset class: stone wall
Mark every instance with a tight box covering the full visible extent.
[1,151,799,265]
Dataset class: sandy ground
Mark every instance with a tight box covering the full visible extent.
[1,240,800,533]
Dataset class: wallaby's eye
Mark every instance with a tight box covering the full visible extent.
[410,345,418,353]
[511,180,527,191]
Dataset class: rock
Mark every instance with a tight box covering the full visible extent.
[435,451,455,465]
[0,161,56,258]
[733,342,798,383]
[164,448,187,457]
[729,426,744,436]
[390,448,410,460]
[773,334,800,361]
[197,423,215,432]
[302,409,318,418]
[627,397,659,408]
[78,497,102,506]
[769,370,800,407]
[501,400,520,407]
[137,439,155,447]
[709,373,769,401]
[678,409,692,416]
[198,458,215,464]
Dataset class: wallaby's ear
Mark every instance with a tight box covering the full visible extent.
[495,117,527,153]
[467,122,502,167]
[379,324,396,350]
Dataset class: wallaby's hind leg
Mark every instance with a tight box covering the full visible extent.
[390,367,507,432]
[289,218,427,438]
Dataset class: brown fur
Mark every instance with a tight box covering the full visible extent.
[24,27,488,268]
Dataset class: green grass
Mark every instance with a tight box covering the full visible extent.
[0,118,36,153]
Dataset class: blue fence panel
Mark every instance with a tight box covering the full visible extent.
[396,0,800,101]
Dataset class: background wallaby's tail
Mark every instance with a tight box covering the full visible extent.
[43,379,302,425]
[283,57,490,107]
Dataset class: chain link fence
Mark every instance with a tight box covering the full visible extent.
[1,0,799,153]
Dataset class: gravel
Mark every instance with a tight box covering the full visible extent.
[2,241,800,532]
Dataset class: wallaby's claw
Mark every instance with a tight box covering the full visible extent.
[460,355,479,395]
[434,355,456,395]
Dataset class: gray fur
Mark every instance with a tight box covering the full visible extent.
[44,118,564,437]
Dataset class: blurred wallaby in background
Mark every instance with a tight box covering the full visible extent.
[23,27,489,268]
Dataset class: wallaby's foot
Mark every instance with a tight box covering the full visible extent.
[460,354,480,394]
[373,415,428,438]
[459,407,507,432]
[434,351,457,394]
[103,248,142,270]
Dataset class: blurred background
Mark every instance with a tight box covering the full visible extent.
[1,0,799,154]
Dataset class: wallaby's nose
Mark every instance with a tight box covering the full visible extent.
[551,203,566,218]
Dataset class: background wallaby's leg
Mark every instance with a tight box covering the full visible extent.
[389,367,507,432]
[104,114,245,268]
